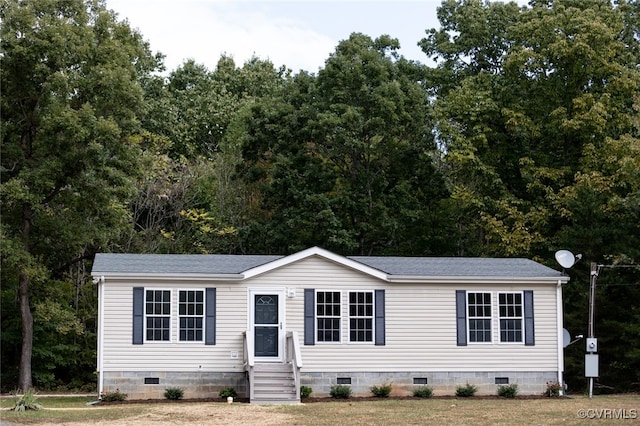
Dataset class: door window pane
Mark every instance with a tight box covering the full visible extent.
[255,295,278,324]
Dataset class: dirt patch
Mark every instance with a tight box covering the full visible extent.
[109,404,294,426]
[37,403,294,426]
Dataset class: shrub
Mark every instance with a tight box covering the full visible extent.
[300,385,313,399]
[370,383,392,397]
[497,383,518,398]
[12,389,43,412]
[100,388,128,402]
[545,381,562,397]
[164,387,184,400]
[219,387,238,398]
[455,383,478,397]
[329,384,351,399]
[412,386,434,398]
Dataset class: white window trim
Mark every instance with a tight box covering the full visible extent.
[498,291,524,344]
[144,288,172,343]
[178,288,206,343]
[348,290,375,344]
[466,291,492,344]
[315,290,342,344]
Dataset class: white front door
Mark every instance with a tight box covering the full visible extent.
[250,289,285,361]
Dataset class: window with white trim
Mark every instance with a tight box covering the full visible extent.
[499,292,523,343]
[316,291,341,342]
[349,291,373,342]
[467,292,491,342]
[145,290,171,341]
[179,290,204,341]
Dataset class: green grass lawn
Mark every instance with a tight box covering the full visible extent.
[0,394,637,425]
[0,396,96,409]
[279,395,639,426]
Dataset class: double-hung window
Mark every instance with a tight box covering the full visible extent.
[179,290,204,342]
[456,290,534,346]
[349,291,373,342]
[467,292,492,343]
[499,292,523,343]
[316,291,341,342]
[305,289,384,346]
[134,287,216,345]
[145,290,171,341]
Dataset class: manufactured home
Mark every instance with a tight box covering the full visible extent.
[92,246,569,403]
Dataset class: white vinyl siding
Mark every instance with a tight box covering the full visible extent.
[101,284,245,372]
[100,256,560,374]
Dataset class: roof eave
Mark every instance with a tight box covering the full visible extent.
[387,275,569,284]
[91,272,245,282]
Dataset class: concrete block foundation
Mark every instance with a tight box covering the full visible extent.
[101,371,246,400]
[101,370,556,400]
[301,371,557,397]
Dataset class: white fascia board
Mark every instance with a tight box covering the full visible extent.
[387,275,570,285]
[242,246,389,281]
[91,273,244,282]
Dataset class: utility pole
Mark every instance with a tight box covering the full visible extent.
[585,262,600,399]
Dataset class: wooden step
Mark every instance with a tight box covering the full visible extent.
[250,362,299,405]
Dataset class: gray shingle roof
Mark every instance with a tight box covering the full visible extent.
[349,256,563,278]
[92,253,283,275]
[92,252,563,278]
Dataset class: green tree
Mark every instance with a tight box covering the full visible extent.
[422,0,640,389]
[422,0,639,254]
[240,33,448,255]
[0,0,159,390]
[129,56,288,255]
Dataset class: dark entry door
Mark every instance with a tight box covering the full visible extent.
[254,294,279,357]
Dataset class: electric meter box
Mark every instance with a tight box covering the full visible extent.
[585,354,599,378]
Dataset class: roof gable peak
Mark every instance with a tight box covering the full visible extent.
[243,246,388,281]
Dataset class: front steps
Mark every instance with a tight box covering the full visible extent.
[250,362,299,404]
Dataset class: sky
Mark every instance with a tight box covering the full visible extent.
[105,0,445,74]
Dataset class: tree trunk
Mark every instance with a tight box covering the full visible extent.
[18,272,33,391]
[18,203,33,391]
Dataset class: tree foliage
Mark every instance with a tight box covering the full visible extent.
[1,0,638,394]
[0,0,159,390]
[421,0,640,390]
[239,33,449,255]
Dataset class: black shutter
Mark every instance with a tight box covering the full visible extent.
[375,289,385,345]
[456,290,467,346]
[133,287,144,345]
[205,288,216,345]
[304,289,315,345]
[524,290,535,346]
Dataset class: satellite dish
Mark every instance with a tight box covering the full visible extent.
[555,250,578,269]
[563,328,571,348]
